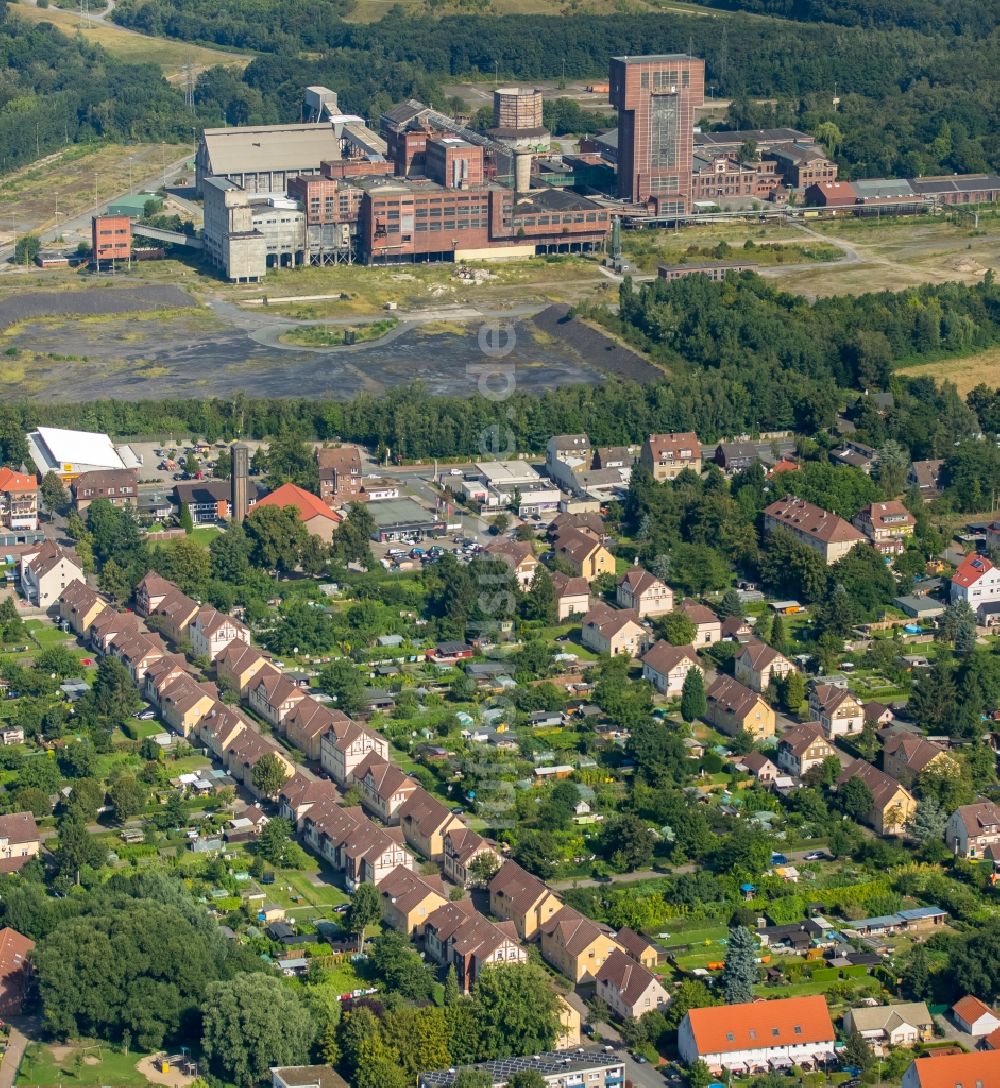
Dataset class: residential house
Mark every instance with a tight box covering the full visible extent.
[426,641,474,665]
[89,608,143,655]
[736,752,779,784]
[809,684,864,737]
[147,587,199,644]
[902,1051,1000,1088]
[248,667,307,729]
[595,948,670,1021]
[283,699,347,761]
[538,906,623,982]
[252,482,342,544]
[340,820,413,888]
[763,497,866,564]
[735,639,795,693]
[134,571,179,617]
[196,700,250,759]
[678,994,836,1074]
[552,529,614,583]
[416,1052,625,1088]
[71,468,139,513]
[377,864,447,936]
[0,812,40,872]
[843,1003,933,1051]
[853,501,916,557]
[776,722,837,777]
[551,571,591,621]
[641,641,702,697]
[706,675,775,741]
[677,600,722,645]
[837,759,916,836]
[722,615,754,642]
[884,734,957,787]
[614,927,659,969]
[143,653,196,707]
[110,630,169,684]
[581,608,644,657]
[945,800,1000,859]
[57,580,107,636]
[640,432,702,482]
[443,827,502,888]
[278,773,340,826]
[398,789,464,860]
[0,927,34,1014]
[215,639,269,696]
[159,676,218,736]
[549,512,607,542]
[907,460,944,500]
[489,860,563,941]
[616,568,674,618]
[316,446,363,506]
[424,900,526,993]
[189,607,250,662]
[830,439,876,474]
[223,729,294,798]
[0,468,38,532]
[951,553,1000,607]
[319,721,388,788]
[484,539,538,590]
[20,544,83,609]
[952,996,1000,1037]
[353,754,418,824]
[864,701,894,727]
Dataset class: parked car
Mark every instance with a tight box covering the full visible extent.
[804,851,826,861]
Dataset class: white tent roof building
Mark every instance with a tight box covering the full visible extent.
[27,427,142,480]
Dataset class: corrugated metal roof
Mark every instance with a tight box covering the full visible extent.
[203,124,342,175]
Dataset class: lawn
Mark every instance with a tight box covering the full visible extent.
[17,1042,152,1088]
[897,346,1000,397]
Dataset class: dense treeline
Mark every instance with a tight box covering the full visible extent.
[0,3,195,175]
[691,0,994,36]
[107,1,1000,177]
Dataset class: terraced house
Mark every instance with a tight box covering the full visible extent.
[489,860,563,941]
[443,827,502,888]
[539,906,623,982]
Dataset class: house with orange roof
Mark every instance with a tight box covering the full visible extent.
[902,1049,1000,1088]
[251,482,342,543]
[0,467,38,532]
[951,995,1000,1037]
[0,927,34,1014]
[678,994,836,1074]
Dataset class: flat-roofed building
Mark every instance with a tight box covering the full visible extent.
[197,123,344,194]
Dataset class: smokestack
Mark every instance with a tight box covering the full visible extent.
[515,151,532,195]
[231,443,250,524]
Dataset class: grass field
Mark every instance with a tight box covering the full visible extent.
[8,1,249,77]
[17,1042,152,1088]
[897,346,1000,396]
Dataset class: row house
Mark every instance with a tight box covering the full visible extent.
[595,948,670,1021]
[142,655,196,707]
[398,789,464,860]
[616,568,673,618]
[278,772,340,826]
[776,722,837,778]
[641,641,702,697]
[341,820,413,888]
[190,607,250,662]
[149,588,200,645]
[614,927,660,971]
[378,864,448,937]
[735,639,795,693]
[57,581,106,636]
[319,720,388,787]
[159,675,218,736]
[134,572,179,617]
[551,572,591,621]
[89,609,143,655]
[196,700,251,759]
[282,698,349,761]
[539,906,623,983]
[247,667,307,729]
[809,684,864,737]
[20,544,84,610]
[214,640,269,695]
[222,727,294,799]
[353,753,419,825]
[763,497,866,565]
[489,860,563,941]
[424,900,526,993]
[945,800,1000,859]
[443,826,503,888]
[109,630,170,684]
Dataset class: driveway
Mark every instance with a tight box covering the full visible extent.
[0,1016,39,1088]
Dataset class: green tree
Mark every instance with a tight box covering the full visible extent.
[250,752,287,798]
[522,565,556,624]
[470,962,559,1059]
[509,1072,547,1088]
[720,925,759,1004]
[687,1062,712,1088]
[201,974,314,1087]
[680,665,707,722]
[781,670,805,713]
[210,523,252,583]
[345,881,381,954]
[452,1072,493,1088]
[40,471,66,517]
[332,503,376,566]
[769,614,787,652]
[257,817,293,865]
[837,776,874,822]
[98,558,132,603]
[601,812,654,872]
[318,658,364,717]
[14,234,41,265]
[369,931,434,1002]
[657,610,697,646]
[841,1028,874,1073]
[245,505,310,572]
[107,774,146,822]
[716,588,743,618]
[179,501,194,534]
[512,830,557,880]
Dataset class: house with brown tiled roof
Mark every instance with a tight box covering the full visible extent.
[581,608,645,657]
[736,751,779,784]
[190,607,250,662]
[0,927,34,1014]
[764,497,866,565]
[148,587,200,645]
[614,926,659,969]
[706,675,775,740]
[223,729,294,798]
[864,700,894,727]
[906,459,944,500]
[553,529,614,583]
[837,759,915,836]
[340,819,414,887]
[539,906,623,982]
[550,571,591,621]
[0,812,40,872]
[110,630,170,684]
[549,512,607,542]
[721,614,754,642]
[377,864,448,937]
[143,654,196,706]
[20,544,84,609]
[641,641,702,697]
[159,675,218,736]
[89,609,143,655]
[809,684,863,737]
[134,572,178,617]
[443,827,502,888]
[57,581,105,636]
[247,666,307,729]
[71,468,138,514]
[734,638,795,693]
[398,788,464,860]
[677,600,722,646]
[489,860,563,941]
[425,900,526,993]
[214,639,268,696]
[616,569,674,618]
[596,948,669,1021]
[196,700,250,758]
[319,720,388,787]
[945,800,1000,859]
[853,501,916,557]
[281,698,348,761]
[639,432,702,482]
[278,773,340,826]
[353,754,419,825]
[776,722,836,777]
[484,539,538,590]
[884,734,956,787]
